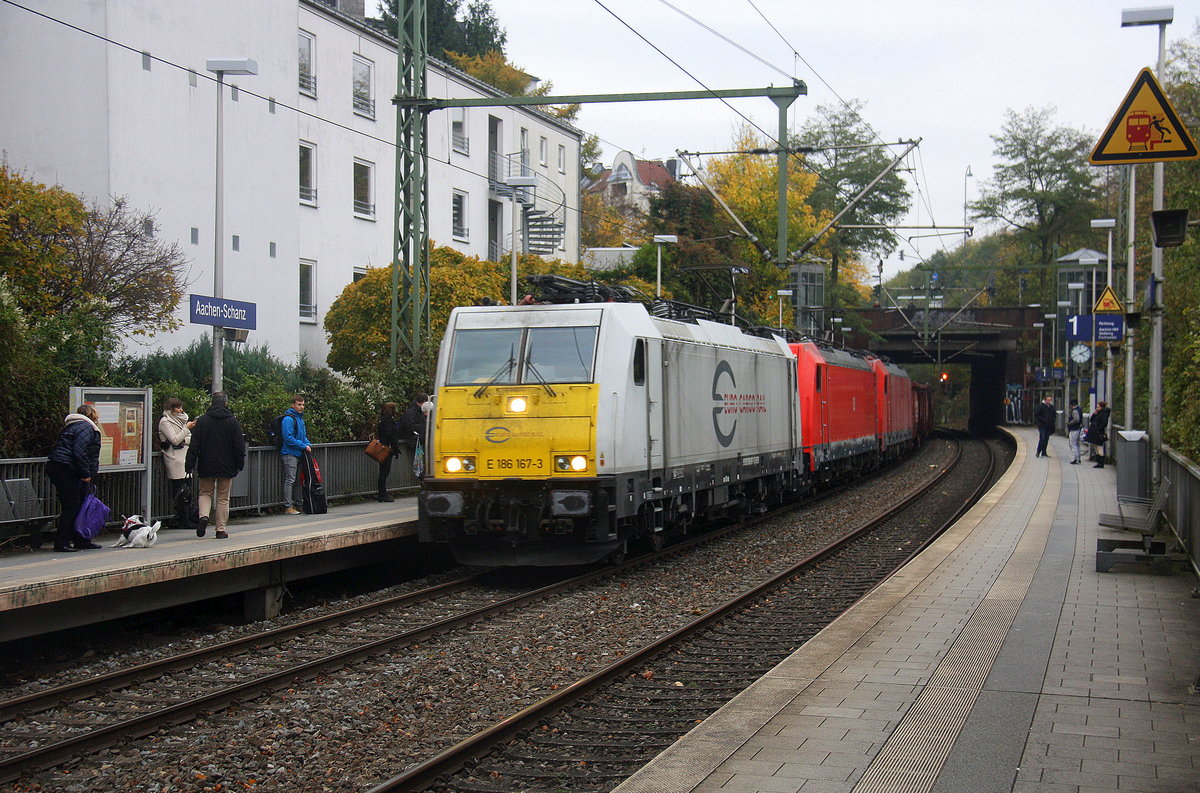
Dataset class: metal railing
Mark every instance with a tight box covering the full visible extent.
[299,184,318,203]
[353,198,375,217]
[0,442,421,541]
[1160,443,1200,577]
[352,93,375,118]
[299,71,317,97]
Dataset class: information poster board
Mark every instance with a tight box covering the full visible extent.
[68,387,153,472]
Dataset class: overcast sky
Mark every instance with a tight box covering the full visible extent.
[475,0,1200,279]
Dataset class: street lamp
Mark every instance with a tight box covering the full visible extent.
[776,288,793,329]
[506,174,538,305]
[652,235,678,299]
[1122,5,1173,482]
[205,58,257,394]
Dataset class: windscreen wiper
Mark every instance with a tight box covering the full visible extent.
[474,349,516,399]
[522,357,558,397]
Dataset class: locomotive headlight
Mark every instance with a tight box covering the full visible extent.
[555,455,588,472]
[444,456,475,474]
[507,396,528,413]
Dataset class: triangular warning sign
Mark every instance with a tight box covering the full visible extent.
[1093,285,1123,313]
[1090,68,1198,165]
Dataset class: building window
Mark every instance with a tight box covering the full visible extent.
[352,56,374,118]
[520,128,529,168]
[299,259,317,321]
[451,107,469,154]
[191,227,199,245]
[142,51,151,71]
[353,159,375,218]
[539,137,548,167]
[558,144,566,174]
[232,235,240,251]
[353,267,368,282]
[299,142,317,204]
[269,241,277,258]
[298,31,316,97]
[452,190,469,240]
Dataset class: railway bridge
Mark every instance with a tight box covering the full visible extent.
[842,306,1059,433]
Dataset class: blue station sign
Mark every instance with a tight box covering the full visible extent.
[189,295,257,330]
[1067,314,1124,343]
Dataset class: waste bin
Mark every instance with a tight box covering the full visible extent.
[1115,430,1149,501]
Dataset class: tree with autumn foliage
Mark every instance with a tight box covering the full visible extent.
[324,243,593,374]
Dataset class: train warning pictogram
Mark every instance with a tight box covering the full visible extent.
[1090,68,1198,165]
[1092,285,1123,314]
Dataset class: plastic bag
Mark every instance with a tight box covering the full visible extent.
[413,440,424,479]
[74,485,110,540]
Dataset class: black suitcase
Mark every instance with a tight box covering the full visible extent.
[300,450,328,514]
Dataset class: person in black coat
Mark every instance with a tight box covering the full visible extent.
[184,392,245,539]
[45,404,103,552]
[1033,396,1057,458]
[375,402,401,502]
[1088,401,1112,469]
[399,392,429,446]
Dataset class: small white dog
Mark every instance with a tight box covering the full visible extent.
[113,515,161,548]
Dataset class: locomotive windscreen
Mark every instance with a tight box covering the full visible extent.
[447,326,598,385]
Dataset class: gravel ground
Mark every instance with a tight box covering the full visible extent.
[1,438,963,793]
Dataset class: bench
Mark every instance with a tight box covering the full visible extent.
[1097,477,1170,534]
[0,478,41,522]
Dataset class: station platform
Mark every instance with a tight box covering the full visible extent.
[0,495,419,643]
[615,427,1200,793]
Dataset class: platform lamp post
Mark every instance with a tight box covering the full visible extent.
[776,288,793,330]
[506,174,538,305]
[1122,5,1173,483]
[1090,220,1116,413]
[1033,322,1045,370]
[205,58,257,394]
[652,235,678,299]
[1056,300,1072,413]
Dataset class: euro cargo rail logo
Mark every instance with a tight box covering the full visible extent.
[711,361,766,447]
[484,426,544,444]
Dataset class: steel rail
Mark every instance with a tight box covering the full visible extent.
[366,434,971,792]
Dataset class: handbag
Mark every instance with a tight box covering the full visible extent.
[74,483,111,540]
[364,438,390,464]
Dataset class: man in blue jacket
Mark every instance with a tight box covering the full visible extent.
[280,395,311,515]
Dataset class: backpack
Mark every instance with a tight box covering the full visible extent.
[267,413,294,450]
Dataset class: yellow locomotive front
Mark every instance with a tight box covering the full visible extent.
[419,307,619,565]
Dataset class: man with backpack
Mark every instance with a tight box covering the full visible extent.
[278,396,311,515]
[184,392,245,539]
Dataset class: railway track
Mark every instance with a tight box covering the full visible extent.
[371,431,999,792]
[0,434,987,790]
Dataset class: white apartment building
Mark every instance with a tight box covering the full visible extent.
[0,0,581,366]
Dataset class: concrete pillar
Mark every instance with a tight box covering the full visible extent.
[244,584,284,622]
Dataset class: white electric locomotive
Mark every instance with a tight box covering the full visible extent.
[418,293,802,565]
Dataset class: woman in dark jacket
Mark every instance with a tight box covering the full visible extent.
[375,402,401,502]
[46,404,103,552]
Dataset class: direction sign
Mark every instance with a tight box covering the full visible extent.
[1066,314,1124,342]
[1090,68,1199,165]
[1093,284,1123,313]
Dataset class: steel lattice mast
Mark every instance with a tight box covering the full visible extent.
[391,0,430,363]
